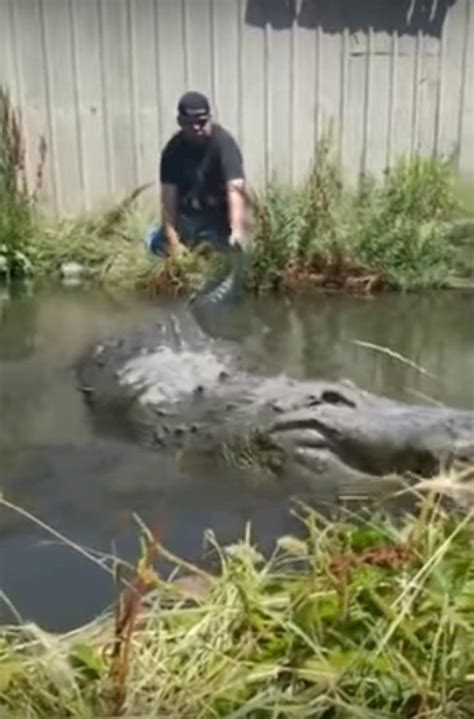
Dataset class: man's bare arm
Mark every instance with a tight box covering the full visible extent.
[226,179,248,246]
[161,183,184,254]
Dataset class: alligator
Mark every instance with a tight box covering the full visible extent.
[76,309,474,507]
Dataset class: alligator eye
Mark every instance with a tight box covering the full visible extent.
[321,390,356,408]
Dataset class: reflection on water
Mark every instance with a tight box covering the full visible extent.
[240,291,474,408]
[0,284,38,361]
[192,290,474,408]
[0,285,473,630]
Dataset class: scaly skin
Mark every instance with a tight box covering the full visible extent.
[77,320,474,502]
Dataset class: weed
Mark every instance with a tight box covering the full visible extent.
[1,106,468,295]
[0,469,473,718]
[0,86,45,283]
[33,185,154,289]
[355,157,459,290]
[247,147,464,293]
[147,244,225,297]
[297,133,347,268]
[30,184,222,294]
[247,182,305,292]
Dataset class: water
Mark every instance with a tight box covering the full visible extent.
[0,284,473,631]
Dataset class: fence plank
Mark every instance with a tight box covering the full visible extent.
[41,0,83,213]
[0,0,471,213]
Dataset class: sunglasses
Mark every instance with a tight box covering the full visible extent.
[178,116,209,129]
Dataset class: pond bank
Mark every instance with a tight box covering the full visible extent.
[0,479,472,719]
[27,154,474,296]
[2,102,473,297]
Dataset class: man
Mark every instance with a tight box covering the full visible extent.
[146,91,248,258]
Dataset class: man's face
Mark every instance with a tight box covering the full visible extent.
[178,115,212,143]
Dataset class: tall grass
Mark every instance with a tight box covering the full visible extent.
[355,157,458,290]
[33,185,156,290]
[247,143,462,293]
[24,181,224,294]
[0,470,473,718]
[1,93,467,295]
[0,86,45,283]
[248,136,353,293]
[248,183,305,292]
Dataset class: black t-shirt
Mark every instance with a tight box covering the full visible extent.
[159,124,244,231]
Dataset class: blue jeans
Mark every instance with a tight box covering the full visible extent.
[145,220,230,258]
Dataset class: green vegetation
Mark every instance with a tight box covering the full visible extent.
[34,201,227,295]
[1,78,472,719]
[0,472,473,718]
[354,158,458,291]
[33,186,160,291]
[250,138,472,293]
[1,85,472,295]
[0,87,45,283]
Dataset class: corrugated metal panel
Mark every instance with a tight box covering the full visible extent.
[0,0,472,214]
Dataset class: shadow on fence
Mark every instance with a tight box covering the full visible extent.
[245,0,456,37]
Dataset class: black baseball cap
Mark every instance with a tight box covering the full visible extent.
[177,91,211,119]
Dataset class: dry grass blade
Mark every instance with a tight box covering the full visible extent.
[351,339,437,379]
[95,182,153,237]
[0,467,472,718]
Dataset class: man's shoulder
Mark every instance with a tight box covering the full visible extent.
[161,131,184,157]
[212,124,241,151]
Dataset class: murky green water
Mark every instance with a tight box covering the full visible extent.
[0,284,473,630]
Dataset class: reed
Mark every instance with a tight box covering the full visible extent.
[0,468,472,718]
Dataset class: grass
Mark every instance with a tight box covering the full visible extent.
[0,468,473,718]
[0,84,222,298]
[1,81,472,295]
[26,157,469,298]
[29,188,226,296]
[0,86,45,283]
[248,139,471,294]
[353,159,458,291]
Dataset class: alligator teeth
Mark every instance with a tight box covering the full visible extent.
[292,447,332,472]
[269,428,328,449]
